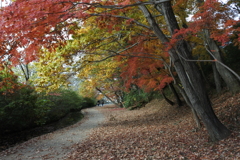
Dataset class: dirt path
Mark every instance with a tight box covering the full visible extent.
[0,106,105,160]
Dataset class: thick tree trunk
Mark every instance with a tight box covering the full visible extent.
[204,30,240,93]
[160,2,230,141]
[212,63,222,93]
[177,85,202,129]
[138,1,231,141]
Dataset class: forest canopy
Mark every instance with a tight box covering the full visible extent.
[0,0,240,141]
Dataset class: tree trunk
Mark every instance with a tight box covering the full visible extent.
[19,63,30,83]
[115,90,125,108]
[160,2,230,141]
[95,87,121,107]
[138,1,231,141]
[212,63,222,93]
[168,82,183,107]
[177,85,202,129]
[204,30,240,93]
[161,90,175,106]
[196,0,240,93]
[110,84,125,107]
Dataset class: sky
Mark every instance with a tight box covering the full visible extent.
[0,0,11,7]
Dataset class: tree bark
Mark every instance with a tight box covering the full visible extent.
[138,1,231,141]
[168,82,183,107]
[161,90,175,106]
[114,90,125,108]
[204,30,240,93]
[212,63,222,93]
[19,63,30,83]
[177,85,202,129]
[196,0,240,93]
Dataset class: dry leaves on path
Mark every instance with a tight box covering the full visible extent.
[68,94,240,160]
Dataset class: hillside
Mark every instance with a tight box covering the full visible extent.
[68,92,240,159]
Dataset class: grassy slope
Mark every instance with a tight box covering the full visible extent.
[68,92,240,159]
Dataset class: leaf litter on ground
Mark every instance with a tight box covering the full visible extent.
[68,92,240,160]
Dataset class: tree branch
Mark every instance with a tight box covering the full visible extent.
[89,13,151,30]
[204,44,240,81]
[74,0,172,10]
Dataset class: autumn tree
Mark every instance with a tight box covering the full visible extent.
[33,15,126,105]
[1,0,239,141]
[172,0,240,93]
[136,0,232,141]
[33,49,71,92]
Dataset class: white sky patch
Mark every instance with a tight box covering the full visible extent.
[0,0,11,7]
[219,0,228,3]
[186,0,235,22]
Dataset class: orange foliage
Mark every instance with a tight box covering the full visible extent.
[120,53,172,92]
[171,0,240,48]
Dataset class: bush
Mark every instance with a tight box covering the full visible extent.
[0,79,95,134]
[81,97,96,109]
[34,99,53,125]
[123,88,155,109]
[0,86,51,133]
[44,89,85,123]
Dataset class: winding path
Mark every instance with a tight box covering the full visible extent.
[0,107,105,160]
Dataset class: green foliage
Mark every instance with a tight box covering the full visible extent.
[123,88,158,109]
[45,90,83,122]
[81,97,96,109]
[34,99,53,125]
[0,86,49,133]
[43,89,96,123]
[0,78,94,134]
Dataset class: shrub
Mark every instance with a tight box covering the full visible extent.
[123,88,155,109]
[0,72,95,134]
[44,89,85,123]
[81,97,96,109]
[0,86,51,133]
[34,99,53,125]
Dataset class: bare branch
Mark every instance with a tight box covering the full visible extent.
[204,45,240,81]
[89,13,151,30]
